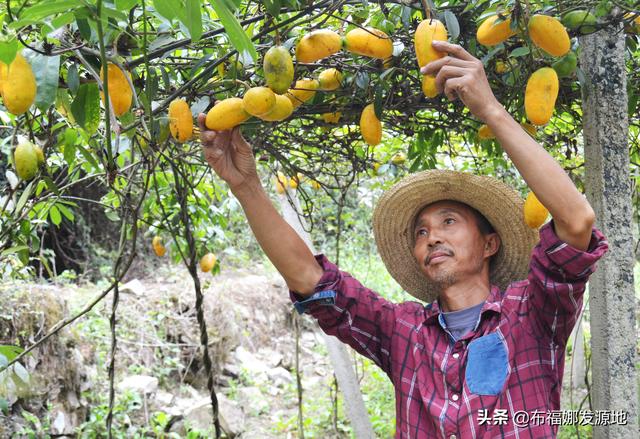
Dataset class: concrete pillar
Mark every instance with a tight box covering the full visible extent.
[279,191,376,438]
[579,19,639,438]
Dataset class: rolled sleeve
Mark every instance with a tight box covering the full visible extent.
[526,219,609,343]
[289,254,399,374]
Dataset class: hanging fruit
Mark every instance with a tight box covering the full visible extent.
[286,79,319,108]
[360,104,382,146]
[205,98,250,131]
[477,14,516,47]
[525,67,559,126]
[318,68,343,91]
[295,29,342,63]
[344,27,393,59]
[100,63,133,117]
[523,192,549,228]
[528,15,570,57]
[264,46,294,94]
[1,52,37,115]
[168,99,194,143]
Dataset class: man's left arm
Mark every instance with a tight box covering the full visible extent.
[422,41,595,250]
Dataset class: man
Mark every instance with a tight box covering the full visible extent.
[199,40,608,438]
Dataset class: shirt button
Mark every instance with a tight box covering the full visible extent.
[449,435,457,439]
[452,352,460,359]
[452,394,459,401]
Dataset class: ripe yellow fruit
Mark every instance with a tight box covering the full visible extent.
[168,99,193,143]
[521,122,537,137]
[318,68,342,91]
[2,53,37,115]
[275,171,288,194]
[322,111,342,123]
[391,152,406,165]
[152,236,167,257]
[495,60,510,74]
[523,191,549,228]
[200,252,217,273]
[243,86,276,117]
[100,63,133,117]
[206,98,250,131]
[478,124,495,140]
[286,79,319,108]
[14,141,39,180]
[421,75,439,98]
[525,67,559,126]
[477,15,516,46]
[260,94,294,122]
[414,19,448,68]
[0,62,7,96]
[309,179,321,190]
[34,144,45,165]
[296,29,342,63]
[344,27,393,59]
[289,176,299,189]
[264,46,294,94]
[528,15,570,57]
[360,104,382,146]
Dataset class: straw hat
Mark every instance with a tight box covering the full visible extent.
[372,169,538,303]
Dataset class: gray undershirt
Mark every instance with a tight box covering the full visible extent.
[441,301,485,341]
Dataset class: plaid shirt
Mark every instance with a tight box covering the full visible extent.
[291,220,608,438]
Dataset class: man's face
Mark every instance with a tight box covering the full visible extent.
[412,200,499,291]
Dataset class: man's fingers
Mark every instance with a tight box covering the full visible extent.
[200,130,218,145]
[197,113,207,132]
[443,77,465,101]
[434,65,467,94]
[432,40,476,61]
[421,56,475,76]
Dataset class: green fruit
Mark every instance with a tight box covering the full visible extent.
[264,46,294,95]
[562,10,597,33]
[34,145,45,165]
[552,51,578,78]
[14,141,39,180]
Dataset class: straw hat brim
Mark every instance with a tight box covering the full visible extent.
[372,170,538,303]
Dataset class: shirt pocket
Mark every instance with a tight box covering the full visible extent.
[465,332,508,395]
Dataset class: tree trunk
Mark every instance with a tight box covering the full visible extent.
[580,19,639,438]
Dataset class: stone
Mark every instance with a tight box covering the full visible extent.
[267,366,292,387]
[116,375,158,395]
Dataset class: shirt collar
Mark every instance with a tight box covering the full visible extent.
[423,284,503,325]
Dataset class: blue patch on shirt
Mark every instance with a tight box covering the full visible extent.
[465,332,508,395]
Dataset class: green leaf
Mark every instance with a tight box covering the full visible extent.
[44,176,60,196]
[116,0,138,10]
[153,0,182,21]
[0,38,19,65]
[76,143,100,170]
[0,246,29,257]
[57,204,75,221]
[22,0,81,20]
[442,10,460,41]
[15,181,34,213]
[75,17,92,40]
[184,0,203,42]
[71,82,100,134]
[262,0,281,18]
[0,345,23,361]
[49,205,62,226]
[67,64,79,93]
[29,54,60,111]
[211,1,258,62]
[509,46,530,58]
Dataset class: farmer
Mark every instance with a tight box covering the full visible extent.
[198,40,608,438]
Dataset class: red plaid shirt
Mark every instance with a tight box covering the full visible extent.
[291,220,608,438]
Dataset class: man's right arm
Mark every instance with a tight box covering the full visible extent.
[232,180,323,297]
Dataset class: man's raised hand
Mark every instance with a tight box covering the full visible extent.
[421,40,503,123]
[197,113,259,193]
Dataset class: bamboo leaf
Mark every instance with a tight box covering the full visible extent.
[211,1,257,62]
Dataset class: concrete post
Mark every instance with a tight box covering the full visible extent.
[579,20,639,438]
[279,191,376,438]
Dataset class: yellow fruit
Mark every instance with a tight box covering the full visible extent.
[421,75,438,98]
[528,15,570,57]
[391,152,406,165]
[521,122,537,137]
[286,79,319,108]
[14,141,39,180]
[318,68,342,91]
[243,86,276,117]
[168,99,193,143]
[478,124,495,140]
[372,162,381,174]
[100,63,133,117]
[260,94,293,122]
[414,19,448,68]
[152,236,167,257]
[0,62,7,96]
[2,53,37,115]
[523,191,549,228]
[206,98,250,131]
[360,104,382,146]
[525,67,559,126]
[264,46,294,94]
[34,144,45,165]
[295,29,342,63]
[289,176,299,189]
[296,172,305,182]
[322,111,342,123]
[309,179,321,190]
[200,253,217,273]
[344,27,393,59]
[477,14,516,46]
[275,171,288,194]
